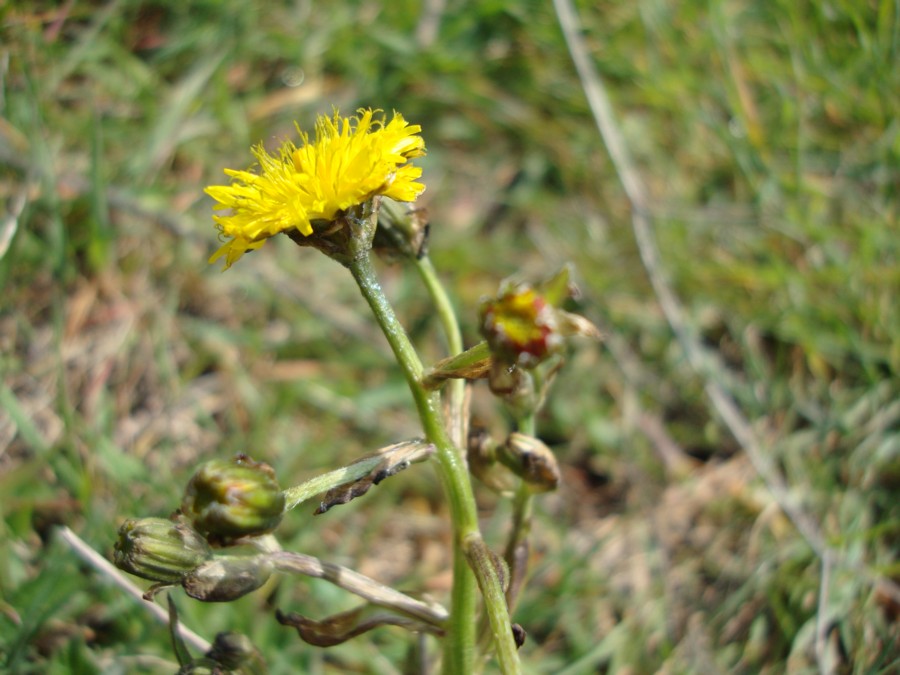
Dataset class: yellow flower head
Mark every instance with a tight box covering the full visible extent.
[205,109,426,269]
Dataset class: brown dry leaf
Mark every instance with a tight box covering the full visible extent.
[276,605,443,647]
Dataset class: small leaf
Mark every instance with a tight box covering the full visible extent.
[536,264,574,306]
[167,595,194,668]
[423,342,493,390]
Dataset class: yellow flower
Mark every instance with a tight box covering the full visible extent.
[205,109,426,269]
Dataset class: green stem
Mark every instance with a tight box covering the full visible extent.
[348,252,520,675]
[504,414,535,612]
[503,483,533,612]
[477,410,537,657]
[517,414,536,438]
[414,256,463,356]
[414,254,466,446]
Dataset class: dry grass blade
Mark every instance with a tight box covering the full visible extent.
[552,0,827,557]
[553,2,900,670]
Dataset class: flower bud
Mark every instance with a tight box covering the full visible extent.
[480,283,563,369]
[499,433,560,493]
[182,455,285,545]
[182,554,274,602]
[206,632,266,671]
[113,517,212,584]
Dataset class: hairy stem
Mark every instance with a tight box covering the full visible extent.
[348,251,520,674]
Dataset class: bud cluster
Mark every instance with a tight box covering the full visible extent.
[114,454,284,601]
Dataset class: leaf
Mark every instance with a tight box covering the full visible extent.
[167,595,194,668]
[422,342,493,390]
[315,440,434,514]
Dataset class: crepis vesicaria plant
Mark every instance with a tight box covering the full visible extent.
[114,109,599,675]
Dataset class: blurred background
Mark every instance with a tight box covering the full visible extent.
[1,0,898,672]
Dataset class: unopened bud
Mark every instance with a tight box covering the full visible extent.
[182,554,274,602]
[182,454,285,545]
[114,517,212,584]
[206,632,266,671]
[499,433,560,493]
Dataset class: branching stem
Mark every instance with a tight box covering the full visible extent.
[348,251,521,675]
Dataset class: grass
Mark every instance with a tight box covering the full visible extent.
[1,0,898,672]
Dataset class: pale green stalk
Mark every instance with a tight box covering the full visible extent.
[477,412,536,658]
[414,256,464,366]
[413,255,477,672]
[505,408,536,612]
[417,254,505,670]
[504,480,533,612]
[348,252,520,674]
